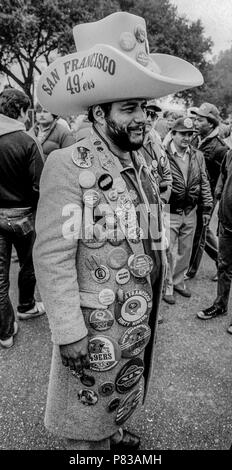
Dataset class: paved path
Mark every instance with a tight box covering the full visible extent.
[1,244,232,450]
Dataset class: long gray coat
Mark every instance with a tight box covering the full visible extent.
[33,130,164,441]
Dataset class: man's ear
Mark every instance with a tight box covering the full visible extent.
[92,105,105,125]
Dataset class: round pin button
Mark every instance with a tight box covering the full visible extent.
[93,223,108,242]
[91,265,110,284]
[136,50,149,67]
[107,247,128,270]
[128,254,154,278]
[89,335,121,371]
[116,268,131,285]
[119,324,151,358]
[108,188,118,201]
[107,228,124,246]
[79,170,96,188]
[119,32,136,51]
[78,389,98,406]
[107,397,120,413]
[115,358,144,394]
[115,289,150,327]
[115,389,142,425]
[72,147,93,168]
[118,193,133,211]
[98,382,115,397]
[113,177,127,193]
[80,373,95,387]
[99,288,115,306]
[89,309,114,331]
[83,190,100,208]
[98,173,113,191]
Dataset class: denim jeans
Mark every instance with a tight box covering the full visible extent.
[0,208,36,340]
[213,223,232,311]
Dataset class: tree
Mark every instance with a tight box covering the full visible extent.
[193,47,232,117]
[0,0,212,105]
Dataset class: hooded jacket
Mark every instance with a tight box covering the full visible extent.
[32,118,75,161]
[0,113,44,209]
[192,127,228,195]
[166,141,213,215]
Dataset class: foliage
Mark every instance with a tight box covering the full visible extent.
[0,0,213,105]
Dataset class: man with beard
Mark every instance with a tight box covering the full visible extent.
[33,12,203,450]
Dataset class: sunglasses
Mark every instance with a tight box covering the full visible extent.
[145,109,157,120]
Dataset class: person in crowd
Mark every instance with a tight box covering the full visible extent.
[32,103,75,161]
[0,88,44,349]
[197,147,232,331]
[142,100,172,205]
[155,110,182,142]
[33,11,203,450]
[162,117,213,304]
[185,103,229,281]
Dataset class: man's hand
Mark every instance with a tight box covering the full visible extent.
[203,214,211,226]
[60,336,90,372]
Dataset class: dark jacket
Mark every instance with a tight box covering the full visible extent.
[0,113,44,209]
[142,129,172,204]
[216,150,232,231]
[192,127,228,195]
[33,118,75,161]
[166,141,213,215]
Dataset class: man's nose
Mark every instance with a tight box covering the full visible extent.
[134,108,146,123]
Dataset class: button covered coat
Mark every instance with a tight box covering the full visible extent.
[33,129,164,441]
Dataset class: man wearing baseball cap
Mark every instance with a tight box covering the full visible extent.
[186,102,229,280]
[33,11,203,450]
[163,117,213,304]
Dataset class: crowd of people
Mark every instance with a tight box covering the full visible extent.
[0,10,232,451]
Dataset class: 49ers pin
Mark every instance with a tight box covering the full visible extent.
[115,389,142,425]
[119,324,151,358]
[128,254,154,278]
[89,335,121,371]
[115,289,151,326]
[89,309,114,331]
[115,358,144,393]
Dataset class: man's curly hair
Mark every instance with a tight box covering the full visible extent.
[0,88,31,120]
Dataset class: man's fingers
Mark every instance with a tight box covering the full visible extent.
[81,354,90,369]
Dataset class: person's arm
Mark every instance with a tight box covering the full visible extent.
[26,136,44,208]
[33,149,88,351]
[159,153,172,203]
[198,152,213,223]
[215,150,232,199]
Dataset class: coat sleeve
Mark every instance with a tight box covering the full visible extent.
[33,148,88,345]
[215,150,232,199]
[198,152,213,214]
[159,153,172,203]
[26,135,44,208]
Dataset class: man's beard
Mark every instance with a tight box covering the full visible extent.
[105,116,145,151]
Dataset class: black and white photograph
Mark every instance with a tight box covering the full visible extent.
[0,0,232,462]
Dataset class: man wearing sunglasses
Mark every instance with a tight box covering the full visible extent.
[142,100,172,206]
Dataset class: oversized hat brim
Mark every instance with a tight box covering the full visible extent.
[37,44,203,116]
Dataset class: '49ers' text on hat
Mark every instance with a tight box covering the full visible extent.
[37,12,204,116]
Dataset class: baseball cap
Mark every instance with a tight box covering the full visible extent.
[191,102,220,125]
[172,117,195,133]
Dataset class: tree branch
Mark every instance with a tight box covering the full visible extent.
[0,64,24,88]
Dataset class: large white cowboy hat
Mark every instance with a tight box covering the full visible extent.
[37,12,203,116]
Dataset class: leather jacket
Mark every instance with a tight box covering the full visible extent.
[166,142,213,215]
